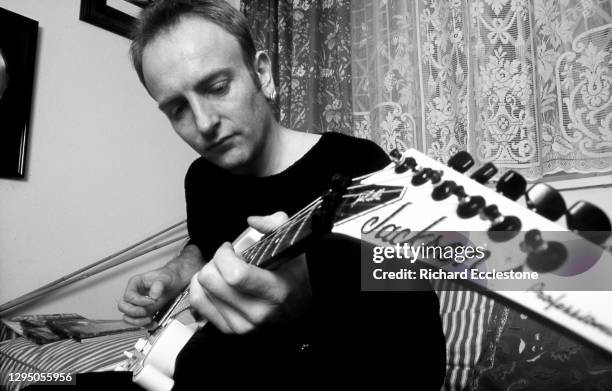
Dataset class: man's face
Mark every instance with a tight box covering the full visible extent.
[142,17,272,174]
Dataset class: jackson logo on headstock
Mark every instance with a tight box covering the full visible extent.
[360,202,446,246]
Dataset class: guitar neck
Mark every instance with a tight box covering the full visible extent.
[157,192,343,323]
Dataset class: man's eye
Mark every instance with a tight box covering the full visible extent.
[210,81,229,95]
[169,104,186,120]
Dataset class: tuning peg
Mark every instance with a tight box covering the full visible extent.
[411,168,430,186]
[522,229,568,272]
[411,168,444,186]
[395,157,417,174]
[525,183,566,221]
[447,151,474,173]
[480,204,522,241]
[432,180,455,201]
[470,162,498,184]
[389,148,403,161]
[451,185,467,199]
[496,170,526,201]
[566,201,612,245]
[429,169,443,184]
[457,195,485,219]
[488,215,522,242]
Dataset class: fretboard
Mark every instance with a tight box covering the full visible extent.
[157,198,327,324]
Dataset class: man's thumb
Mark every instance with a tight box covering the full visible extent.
[247,211,288,234]
[148,279,165,300]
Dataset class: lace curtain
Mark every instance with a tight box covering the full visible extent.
[241,0,353,134]
[242,0,612,179]
[352,0,612,179]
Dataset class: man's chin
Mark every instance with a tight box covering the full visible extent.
[205,154,250,174]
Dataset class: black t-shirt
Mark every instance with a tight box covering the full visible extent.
[174,132,446,390]
[184,131,391,260]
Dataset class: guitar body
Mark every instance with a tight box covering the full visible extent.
[124,228,264,391]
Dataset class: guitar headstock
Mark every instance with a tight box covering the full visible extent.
[331,149,611,248]
[328,148,612,356]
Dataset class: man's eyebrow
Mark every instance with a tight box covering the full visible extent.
[157,68,233,111]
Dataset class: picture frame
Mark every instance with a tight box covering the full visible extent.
[0,7,38,179]
[79,0,150,39]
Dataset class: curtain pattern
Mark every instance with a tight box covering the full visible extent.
[351,0,612,179]
[241,0,353,134]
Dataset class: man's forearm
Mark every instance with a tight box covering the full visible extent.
[164,244,206,287]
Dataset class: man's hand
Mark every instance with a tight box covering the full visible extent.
[189,211,312,334]
[118,267,183,327]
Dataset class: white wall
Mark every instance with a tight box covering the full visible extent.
[0,0,197,319]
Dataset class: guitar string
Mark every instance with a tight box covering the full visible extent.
[236,164,407,262]
[161,163,404,320]
[244,204,318,266]
[159,207,319,323]
[240,162,406,253]
[239,172,405,265]
[254,207,318,268]
[166,167,408,317]
[160,202,323,322]
[234,172,410,265]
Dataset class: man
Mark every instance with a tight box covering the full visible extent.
[119,0,446,389]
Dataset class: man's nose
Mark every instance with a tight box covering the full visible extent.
[192,99,220,135]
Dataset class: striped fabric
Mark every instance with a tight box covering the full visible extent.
[434,281,494,391]
[0,331,146,391]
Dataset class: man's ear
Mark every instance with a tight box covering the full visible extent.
[254,51,276,100]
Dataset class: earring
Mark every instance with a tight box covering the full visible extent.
[268,88,277,101]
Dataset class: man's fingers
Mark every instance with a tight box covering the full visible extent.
[247,211,288,234]
[188,275,232,333]
[210,295,256,334]
[211,243,286,303]
[123,289,157,306]
[197,258,273,324]
[118,300,149,317]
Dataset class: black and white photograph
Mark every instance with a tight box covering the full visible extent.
[1,0,612,390]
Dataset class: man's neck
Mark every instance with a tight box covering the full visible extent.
[254,125,321,177]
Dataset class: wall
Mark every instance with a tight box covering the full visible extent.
[0,0,197,319]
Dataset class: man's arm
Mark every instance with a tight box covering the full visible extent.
[164,244,205,286]
[118,244,205,326]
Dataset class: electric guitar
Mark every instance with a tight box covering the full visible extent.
[114,148,612,391]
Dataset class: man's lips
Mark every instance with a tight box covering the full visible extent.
[205,135,234,152]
